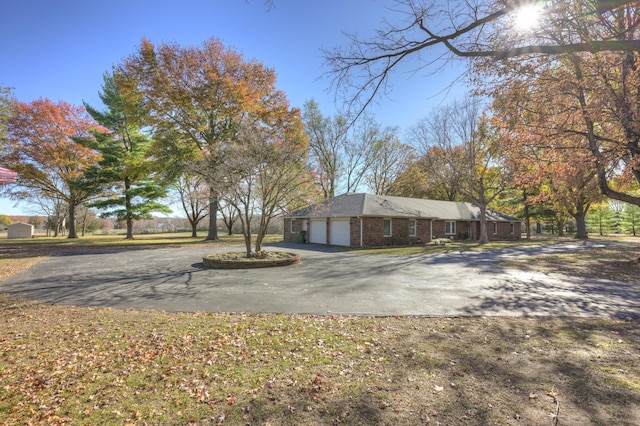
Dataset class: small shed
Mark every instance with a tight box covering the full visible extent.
[7,222,34,239]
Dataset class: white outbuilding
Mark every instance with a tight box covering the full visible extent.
[7,222,34,239]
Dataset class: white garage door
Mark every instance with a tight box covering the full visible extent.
[330,219,351,246]
[309,219,327,244]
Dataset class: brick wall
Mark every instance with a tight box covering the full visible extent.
[431,220,446,240]
[488,221,521,240]
[359,217,432,247]
[349,218,360,246]
[284,217,521,245]
[472,221,521,240]
[283,218,306,243]
[431,220,470,240]
[429,220,523,241]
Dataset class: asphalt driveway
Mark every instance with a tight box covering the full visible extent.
[2,241,639,318]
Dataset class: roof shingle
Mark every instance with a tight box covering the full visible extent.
[284,193,519,222]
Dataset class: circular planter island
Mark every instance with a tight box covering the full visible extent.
[202,251,300,269]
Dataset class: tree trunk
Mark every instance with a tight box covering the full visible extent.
[81,208,88,237]
[67,199,78,239]
[125,178,134,240]
[205,189,219,241]
[254,215,270,253]
[243,230,252,257]
[574,213,588,239]
[478,205,489,244]
[523,191,531,240]
[556,216,566,237]
[242,209,252,258]
[598,216,604,236]
[190,220,198,238]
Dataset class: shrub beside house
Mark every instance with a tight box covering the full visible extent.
[283,193,521,247]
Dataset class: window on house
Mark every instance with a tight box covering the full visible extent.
[510,223,515,235]
[290,220,296,233]
[383,218,392,237]
[408,219,416,237]
[493,222,497,234]
[445,221,456,235]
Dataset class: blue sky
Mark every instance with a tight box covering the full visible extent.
[1,0,468,216]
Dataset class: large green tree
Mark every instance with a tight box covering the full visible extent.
[621,202,640,235]
[587,203,620,235]
[83,72,170,239]
[117,37,285,240]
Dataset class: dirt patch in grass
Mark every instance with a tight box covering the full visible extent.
[1,296,639,425]
[500,242,640,282]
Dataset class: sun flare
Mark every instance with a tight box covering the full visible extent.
[514,3,543,30]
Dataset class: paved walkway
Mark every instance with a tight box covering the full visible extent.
[2,241,639,318]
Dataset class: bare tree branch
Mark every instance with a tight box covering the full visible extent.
[323,0,640,118]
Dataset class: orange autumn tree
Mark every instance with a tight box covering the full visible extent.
[502,135,601,239]
[493,83,603,239]
[477,1,640,209]
[2,99,103,238]
[117,37,287,240]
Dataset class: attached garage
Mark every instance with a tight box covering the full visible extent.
[330,219,351,246]
[309,219,327,244]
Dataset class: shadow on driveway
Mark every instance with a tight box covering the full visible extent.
[1,242,638,317]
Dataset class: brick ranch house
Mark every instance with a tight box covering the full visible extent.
[282,193,521,247]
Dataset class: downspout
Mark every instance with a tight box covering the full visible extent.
[359,216,363,247]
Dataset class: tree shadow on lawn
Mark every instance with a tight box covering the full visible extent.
[232,317,640,425]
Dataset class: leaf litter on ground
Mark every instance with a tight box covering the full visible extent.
[1,294,639,425]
